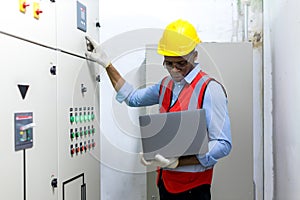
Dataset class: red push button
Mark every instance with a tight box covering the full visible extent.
[71,148,75,155]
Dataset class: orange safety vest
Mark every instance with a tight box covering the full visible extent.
[157,71,216,193]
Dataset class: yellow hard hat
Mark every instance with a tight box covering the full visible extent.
[157,19,201,56]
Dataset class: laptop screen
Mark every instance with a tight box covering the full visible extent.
[139,109,208,161]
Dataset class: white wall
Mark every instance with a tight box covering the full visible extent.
[265,0,300,199]
[98,0,263,199]
[99,0,236,42]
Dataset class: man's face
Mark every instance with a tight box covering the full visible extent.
[163,51,197,82]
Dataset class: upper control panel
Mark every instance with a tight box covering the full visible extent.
[0,0,99,58]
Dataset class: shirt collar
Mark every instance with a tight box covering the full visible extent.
[184,64,200,84]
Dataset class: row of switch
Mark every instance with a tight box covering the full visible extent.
[70,113,95,124]
[70,106,95,123]
[70,126,95,140]
[70,140,96,156]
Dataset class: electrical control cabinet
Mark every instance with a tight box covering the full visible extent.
[0,1,100,200]
[0,33,58,200]
[57,52,100,200]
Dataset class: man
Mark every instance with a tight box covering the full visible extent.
[85,19,232,200]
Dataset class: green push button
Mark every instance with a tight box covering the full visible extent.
[75,132,80,138]
[91,114,95,120]
[75,116,80,123]
[70,116,75,123]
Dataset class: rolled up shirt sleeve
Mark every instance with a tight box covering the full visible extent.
[197,81,232,167]
[115,82,134,103]
[116,81,161,107]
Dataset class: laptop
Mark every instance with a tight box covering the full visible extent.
[139,109,208,161]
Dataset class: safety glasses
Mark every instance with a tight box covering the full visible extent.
[163,60,189,71]
[163,51,195,71]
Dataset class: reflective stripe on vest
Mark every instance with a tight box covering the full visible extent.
[188,74,211,110]
[159,76,172,112]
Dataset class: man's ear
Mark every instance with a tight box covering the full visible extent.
[193,51,198,62]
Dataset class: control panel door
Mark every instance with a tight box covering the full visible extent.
[56,52,100,200]
[0,33,58,200]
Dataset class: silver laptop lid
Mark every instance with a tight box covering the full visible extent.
[139,109,208,161]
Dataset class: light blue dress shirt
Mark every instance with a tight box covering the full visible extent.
[116,65,232,172]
